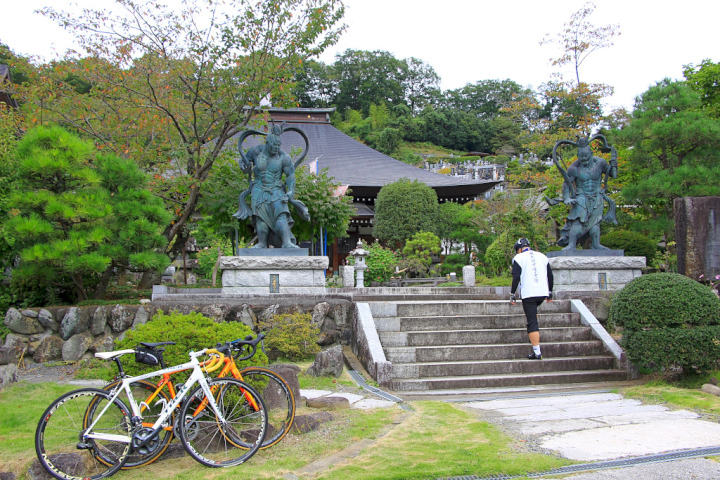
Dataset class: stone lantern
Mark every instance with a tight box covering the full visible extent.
[350,241,369,288]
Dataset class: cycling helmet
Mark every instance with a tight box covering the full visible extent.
[514,237,531,252]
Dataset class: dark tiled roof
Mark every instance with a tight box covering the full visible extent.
[232,108,499,199]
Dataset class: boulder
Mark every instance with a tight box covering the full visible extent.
[201,304,229,323]
[311,302,331,326]
[37,309,56,331]
[59,307,90,340]
[110,305,135,333]
[306,345,344,377]
[0,347,16,365]
[4,333,28,352]
[0,364,18,391]
[306,396,350,410]
[259,304,281,324]
[91,306,108,336]
[33,336,64,363]
[236,304,257,329]
[62,332,93,362]
[92,334,116,353]
[21,309,39,318]
[255,364,302,410]
[290,411,333,434]
[132,306,150,328]
[702,383,720,396]
[5,308,43,335]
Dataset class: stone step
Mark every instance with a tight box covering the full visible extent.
[388,300,572,318]
[384,341,608,363]
[391,369,629,391]
[374,312,582,332]
[356,293,507,302]
[378,326,595,347]
[391,355,617,378]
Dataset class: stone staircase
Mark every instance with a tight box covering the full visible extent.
[370,299,628,392]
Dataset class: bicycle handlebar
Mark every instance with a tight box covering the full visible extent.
[201,349,225,373]
[225,332,266,361]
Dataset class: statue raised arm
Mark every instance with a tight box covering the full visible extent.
[550,135,618,250]
[233,123,311,249]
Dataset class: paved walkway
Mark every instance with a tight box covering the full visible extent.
[300,388,397,409]
[462,391,720,479]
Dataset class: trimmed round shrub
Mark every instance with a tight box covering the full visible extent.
[609,272,720,330]
[622,327,720,373]
[609,272,720,374]
[115,310,265,380]
[601,230,658,264]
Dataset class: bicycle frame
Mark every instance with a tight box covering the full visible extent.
[86,349,226,445]
[126,355,260,431]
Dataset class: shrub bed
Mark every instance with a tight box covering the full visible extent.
[609,272,720,374]
[115,310,265,379]
[601,230,658,264]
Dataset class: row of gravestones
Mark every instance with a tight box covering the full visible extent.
[1,301,352,373]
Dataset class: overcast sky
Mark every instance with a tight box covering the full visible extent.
[3,0,719,111]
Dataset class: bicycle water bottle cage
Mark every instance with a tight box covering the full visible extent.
[135,346,162,366]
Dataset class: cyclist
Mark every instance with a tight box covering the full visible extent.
[510,238,554,360]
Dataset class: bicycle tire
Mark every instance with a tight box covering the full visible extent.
[93,379,174,469]
[178,378,267,467]
[236,366,295,448]
[35,388,132,480]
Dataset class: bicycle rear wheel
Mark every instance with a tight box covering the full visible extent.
[236,366,295,448]
[178,378,267,467]
[94,379,174,469]
[36,388,132,480]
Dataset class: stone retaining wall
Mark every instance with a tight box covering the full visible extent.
[1,301,355,367]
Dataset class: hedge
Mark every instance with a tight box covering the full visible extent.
[609,273,720,330]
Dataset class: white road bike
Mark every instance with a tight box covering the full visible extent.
[35,343,268,480]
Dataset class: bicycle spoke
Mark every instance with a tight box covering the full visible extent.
[36,389,131,480]
[179,378,267,467]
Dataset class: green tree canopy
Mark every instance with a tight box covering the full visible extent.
[5,125,170,304]
[23,0,345,257]
[373,178,439,249]
[617,79,720,237]
[400,231,441,277]
[684,59,720,118]
[292,166,355,252]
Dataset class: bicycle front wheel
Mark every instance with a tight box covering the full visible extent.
[36,388,132,480]
[236,366,295,448]
[178,378,267,467]
[95,379,175,469]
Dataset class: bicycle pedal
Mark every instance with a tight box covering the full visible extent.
[76,442,92,450]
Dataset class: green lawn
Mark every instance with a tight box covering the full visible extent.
[2,380,571,479]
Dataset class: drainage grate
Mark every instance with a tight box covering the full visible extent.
[440,446,720,480]
[348,369,404,403]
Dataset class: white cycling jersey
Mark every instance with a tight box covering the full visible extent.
[512,250,551,299]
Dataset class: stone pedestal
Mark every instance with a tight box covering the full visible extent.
[549,256,646,292]
[221,255,329,295]
[340,265,355,288]
[462,265,475,287]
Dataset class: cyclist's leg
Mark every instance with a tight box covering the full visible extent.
[236,366,296,448]
[36,388,132,480]
[178,378,267,467]
[94,379,174,469]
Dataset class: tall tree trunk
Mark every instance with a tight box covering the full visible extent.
[93,267,114,300]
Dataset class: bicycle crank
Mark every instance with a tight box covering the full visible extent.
[131,427,160,455]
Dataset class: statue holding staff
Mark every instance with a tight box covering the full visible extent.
[548,135,618,250]
[233,123,310,248]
